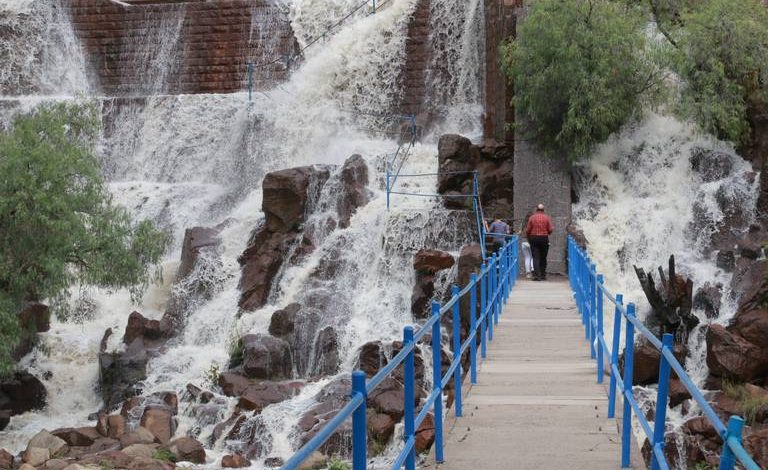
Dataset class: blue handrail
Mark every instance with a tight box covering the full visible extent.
[568,236,761,470]
[281,236,520,469]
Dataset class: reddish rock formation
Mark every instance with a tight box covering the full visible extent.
[413,249,455,274]
[411,249,454,319]
[240,334,292,380]
[238,166,331,310]
[336,154,370,229]
[65,0,299,95]
[140,405,175,444]
[222,453,250,468]
[0,371,47,430]
[169,436,206,464]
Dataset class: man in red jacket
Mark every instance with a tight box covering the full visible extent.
[524,203,554,281]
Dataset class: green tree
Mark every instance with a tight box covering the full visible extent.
[501,0,660,161]
[0,102,170,375]
[667,0,768,143]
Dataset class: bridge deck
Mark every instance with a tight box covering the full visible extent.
[427,279,626,470]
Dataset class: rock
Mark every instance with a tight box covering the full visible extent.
[298,376,353,455]
[683,416,719,440]
[28,430,68,456]
[107,414,126,439]
[51,427,100,447]
[263,166,331,233]
[121,443,156,460]
[14,302,51,360]
[693,282,723,319]
[298,451,327,470]
[98,345,148,410]
[0,410,9,431]
[140,405,175,444]
[152,391,179,415]
[706,324,768,381]
[415,413,435,454]
[411,272,435,319]
[457,244,483,338]
[312,327,339,376]
[222,453,250,468]
[744,427,768,468]
[337,154,370,228]
[269,303,300,337]
[169,437,205,463]
[690,148,734,182]
[624,337,687,386]
[668,378,692,408]
[119,427,157,447]
[120,396,142,419]
[0,449,13,469]
[86,437,120,454]
[76,450,133,468]
[368,412,396,444]
[264,456,283,467]
[127,458,174,470]
[237,382,295,413]
[731,260,768,304]
[218,371,252,397]
[19,465,36,470]
[356,341,385,377]
[23,447,50,466]
[368,377,407,420]
[566,223,589,249]
[95,413,109,436]
[43,458,68,470]
[123,311,163,345]
[738,238,763,260]
[717,250,736,272]
[177,226,221,281]
[413,249,455,274]
[241,334,292,380]
[0,371,46,417]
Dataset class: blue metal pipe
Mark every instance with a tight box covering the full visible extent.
[608,293,623,419]
[596,274,604,383]
[451,285,462,417]
[470,273,478,384]
[352,371,367,470]
[431,300,444,463]
[651,333,674,470]
[621,303,637,468]
[403,326,416,470]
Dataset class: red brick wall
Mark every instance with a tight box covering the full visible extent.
[65,0,299,95]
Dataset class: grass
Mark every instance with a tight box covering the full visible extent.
[722,379,768,424]
[693,462,715,470]
[326,458,351,470]
[152,448,178,463]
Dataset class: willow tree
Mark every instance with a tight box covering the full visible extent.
[501,0,661,161]
[0,102,170,375]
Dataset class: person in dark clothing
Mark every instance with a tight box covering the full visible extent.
[524,204,554,281]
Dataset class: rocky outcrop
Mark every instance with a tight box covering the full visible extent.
[13,302,50,361]
[437,135,514,219]
[411,249,455,319]
[268,303,300,337]
[98,338,149,410]
[0,371,47,430]
[238,166,331,310]
[336,155,370,229]
[623,337,687,386]
[693,282,723,319]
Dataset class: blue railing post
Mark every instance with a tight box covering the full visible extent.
[621,302,637,468]
[403,326,416,470]
[451,285,462,417]
[351,371,367,470]
[470,273,478,384]
[651,333,674,470]
[430,301,444,463]
[480,262,487,359]
[589,263,597,359]
[494,253,500,325]
[488,258,495,342]
[718,416,746,470]
[608,293,623,419]
[596,274,605,383]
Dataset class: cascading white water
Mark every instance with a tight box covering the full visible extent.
[573,113,759,467]
[1,0,487,467]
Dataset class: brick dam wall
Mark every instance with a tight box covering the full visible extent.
[65,0,298,95]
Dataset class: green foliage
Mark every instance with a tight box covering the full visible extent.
[693,462,715,470]
[670,0,768,144]
[326,458,351,470]
[0,102,170,375]
[204,362,220,388]
[501,0,659,161]
[152,448,178,463]
[99,460,115,470]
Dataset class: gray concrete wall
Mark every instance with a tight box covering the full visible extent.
[513,138,571,275]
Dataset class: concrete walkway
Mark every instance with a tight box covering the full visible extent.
[425,279,627,470]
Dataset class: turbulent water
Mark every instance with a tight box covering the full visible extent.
[0,0,485,466]
[573,113,760,465]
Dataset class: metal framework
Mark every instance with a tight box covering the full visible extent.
[280,237,520,470]
[569,236,761,470]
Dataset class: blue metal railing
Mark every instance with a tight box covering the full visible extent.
[568,236,761,470]
[281,236,520,470]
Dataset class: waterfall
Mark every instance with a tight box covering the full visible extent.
[0,0,487,467]
[573,113,760,467]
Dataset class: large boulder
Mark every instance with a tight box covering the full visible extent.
[123,311,164,345]
[26,430,68,456]
[176,226,221,281]
[240,334,292,380]
[139,405,175,444]
[98,341,148,410]
[413,249,455,274]
[169,437,205,464]
[51,427,100,447]
[622,337,687,386]
[0,448,13,469]
[706,324,768,381]
[312,327,339,376]
[693,282,723,319]
[410,273,435,319]
[356,341,385,377]
[237,381,300,413]
[690,148,734,182]
[222,453,250,468]
[269,303,300,337]
[238,166,331,311]
[0,371,47,421]
[336,154,370,228]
